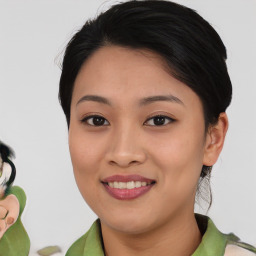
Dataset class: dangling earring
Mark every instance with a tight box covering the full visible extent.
[201,165,212,178]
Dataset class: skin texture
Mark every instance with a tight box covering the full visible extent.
[0,194,19,239]
[69,46,228,256]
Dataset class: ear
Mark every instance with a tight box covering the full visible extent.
[203,112,229,166]
[0,194,20,239]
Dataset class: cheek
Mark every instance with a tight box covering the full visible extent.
[148,125,205,191]
[68,127,103,195]
[69,132,104,213]
[69,124,105,169]
[150,129,205,167]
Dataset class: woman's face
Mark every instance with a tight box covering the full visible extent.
[69,46,212,234]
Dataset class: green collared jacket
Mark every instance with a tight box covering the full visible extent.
[66,215,256,256]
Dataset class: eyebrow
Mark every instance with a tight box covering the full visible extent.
[139,95,184,106]
[77,95,111,106]
[76,94,184,107]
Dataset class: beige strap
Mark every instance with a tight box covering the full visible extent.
[224,244,255,256]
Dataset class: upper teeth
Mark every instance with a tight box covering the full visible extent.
[108,181,149,189]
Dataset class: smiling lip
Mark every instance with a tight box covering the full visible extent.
[102,175,156,200]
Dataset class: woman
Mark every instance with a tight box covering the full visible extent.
[0,0,255,255]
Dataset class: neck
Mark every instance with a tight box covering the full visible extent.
[101,212,202,256]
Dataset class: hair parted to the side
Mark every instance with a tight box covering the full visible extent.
[58,0,232,209]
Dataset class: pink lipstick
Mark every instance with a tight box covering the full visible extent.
[102,175,156,200]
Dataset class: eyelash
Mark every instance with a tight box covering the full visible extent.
[81,114,175,127]
[144,115,175,126]
[81,115,110,126]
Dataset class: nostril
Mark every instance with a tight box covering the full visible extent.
[109,160,117,166]
[108,159,140,167]
[130,160,139,164]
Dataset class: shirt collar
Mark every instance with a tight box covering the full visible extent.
[83,219,104,256]
[192,214,228,256]
[83,214,228,256]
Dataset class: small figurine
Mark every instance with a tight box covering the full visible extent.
[0,141,16,199]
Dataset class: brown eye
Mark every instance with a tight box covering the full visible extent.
[81,115,109,126]
[144,115,174,126]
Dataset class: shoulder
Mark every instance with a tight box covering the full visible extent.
[223,232,256,256]
[194,214,256,256]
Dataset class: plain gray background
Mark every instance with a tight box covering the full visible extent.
[0,0,255,254]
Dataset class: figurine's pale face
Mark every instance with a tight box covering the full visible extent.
[69,46,224,234]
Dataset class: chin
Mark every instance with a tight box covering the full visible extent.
[99,209,158,235]
[105,219,150,235]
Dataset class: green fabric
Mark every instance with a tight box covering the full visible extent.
[192,215,228,256]
[66,219,104,256]
[66,214,255,256]
[0,186,30,256]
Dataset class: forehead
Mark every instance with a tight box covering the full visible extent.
[72,45,201,109]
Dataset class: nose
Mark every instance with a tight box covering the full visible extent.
[105,125,147,168]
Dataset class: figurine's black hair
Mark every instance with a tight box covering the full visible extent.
[0,141,15,162]
[0,141,16,189]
